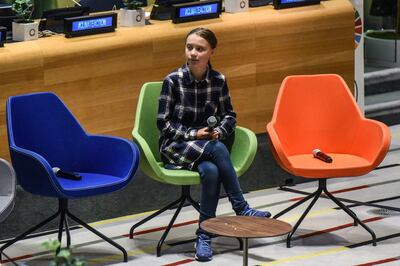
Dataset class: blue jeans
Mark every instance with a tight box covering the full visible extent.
[196,141,248,234]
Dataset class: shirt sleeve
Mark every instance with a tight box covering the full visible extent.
[214,79,236,140]
[157,78,197,141]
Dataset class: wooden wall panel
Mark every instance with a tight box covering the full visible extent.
[0,0,354,161]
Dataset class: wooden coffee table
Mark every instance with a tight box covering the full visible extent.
[201,216,292,266]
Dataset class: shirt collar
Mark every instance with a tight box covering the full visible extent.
[182,63,211,86]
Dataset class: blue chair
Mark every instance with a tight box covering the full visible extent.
[1,92,140,262]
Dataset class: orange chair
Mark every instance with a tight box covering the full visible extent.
[267,74,391,247]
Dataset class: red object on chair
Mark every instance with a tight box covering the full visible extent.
[267,74,391,247]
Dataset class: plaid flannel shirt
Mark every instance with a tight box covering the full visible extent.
[157,64,236,170]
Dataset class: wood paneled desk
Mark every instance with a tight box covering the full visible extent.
[0,0,354,161]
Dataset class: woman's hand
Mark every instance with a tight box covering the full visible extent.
[196,127,220,140]
[210,130,220,140]
[197,127,211,139]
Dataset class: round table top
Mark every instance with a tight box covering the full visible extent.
[200,216,292,238]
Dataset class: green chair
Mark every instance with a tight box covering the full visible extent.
[129,82,258,256]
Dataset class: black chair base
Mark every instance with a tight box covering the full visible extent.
[129,185,244,257]
[280,182,400,212]
[0,251,19,266]
[0,198,128,263]
[274,179,377,248]
[130,185,200,257]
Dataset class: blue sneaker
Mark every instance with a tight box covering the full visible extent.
[240,206,272,218]
[195,233,212,262]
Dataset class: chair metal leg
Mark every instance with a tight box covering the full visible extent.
[187,194,200,212]
[274,189,320,219]
[156,197,186,257]
[280,185,358,226]
[0,210,61,260]
[323,189,377,246]
[276,179,377,248]
[64,216,71,248]
[280,185,400,212]
[129,185,201,257]
[1,198,127,263]
[287,189,322,248]
[1,251,19,266]
[66,211,128,262]
[56,209,66,254]
[129,197,183,238]
[344,207,358,226]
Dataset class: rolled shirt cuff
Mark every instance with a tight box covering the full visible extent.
[214,127,223,140]
[189,129,198,140]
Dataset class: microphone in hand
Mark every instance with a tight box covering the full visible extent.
[207,116,218,132]
[312,149,333,163]
[52,167,82,181]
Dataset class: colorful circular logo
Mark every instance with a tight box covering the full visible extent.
[354,9,362,49]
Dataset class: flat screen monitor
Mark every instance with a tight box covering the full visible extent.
[0,0,11,7]
[39,6,90,33]
[155,0,196,6]
[273,0,320,9]
[249,0,272,7]
[0,1,14,31]
[0,26,6,46]
[78,0,147,12]
[369,0,396,17]
[151,0,198,20]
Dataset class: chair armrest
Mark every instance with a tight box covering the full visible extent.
[79,134,140,178]
[9,145,65,198]
[351,119,391,166]
[266,122,292,173]
[230,126,257,177]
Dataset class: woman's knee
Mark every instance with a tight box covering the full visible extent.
[198,161,219,183]
[211,141,230,158]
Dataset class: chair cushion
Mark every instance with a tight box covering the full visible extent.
[288,153,372,178]
[56,172,126,197]
[157,163,201,185]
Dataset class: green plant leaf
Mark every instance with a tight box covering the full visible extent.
[56,249,71,260]
[42,238,86,266]
[123,0,143,10]
[42,239,61,253]
[11,0,34,22]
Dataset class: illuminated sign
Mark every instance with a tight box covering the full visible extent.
[179,3,218,17]
[273,0,319,9]
[72,16,113,32]
[64,13,117,38]
[0,26,6,47]
[172,0,221,23]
